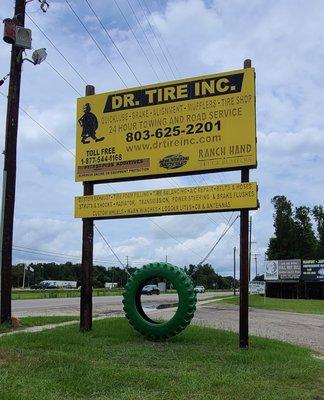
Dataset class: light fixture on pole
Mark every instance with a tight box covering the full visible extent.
[22,48,47,65]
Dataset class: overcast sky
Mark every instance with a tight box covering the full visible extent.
[0,0,323,277]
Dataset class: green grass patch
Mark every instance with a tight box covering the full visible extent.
[0,318,323,400]
[219,295,324,315]
[12,288,124,300]
[0,316,78,334]
[12,289,230,300]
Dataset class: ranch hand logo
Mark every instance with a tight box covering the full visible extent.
[159,154,189,169]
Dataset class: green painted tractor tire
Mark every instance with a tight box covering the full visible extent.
[123,262,197,340]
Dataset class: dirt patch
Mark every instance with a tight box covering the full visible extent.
[0,350,23,366]
[0,349,38,366]
[312,354,324,361]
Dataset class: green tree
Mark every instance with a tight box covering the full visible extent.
[184,264,233,289]
[267,196,297,259]
[313,205,324,259]
[294,206,317,259]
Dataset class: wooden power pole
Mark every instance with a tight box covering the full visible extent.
[239,58,252,349]
[80,85,94,332]
[0,0,26,324]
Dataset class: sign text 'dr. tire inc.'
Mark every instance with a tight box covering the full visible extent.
[75,68,256,182]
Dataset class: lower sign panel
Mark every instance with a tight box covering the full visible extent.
[75,182,258,219]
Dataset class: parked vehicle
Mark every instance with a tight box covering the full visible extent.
[141,284,160,295]
[39,280,77,289]
[45,284,58,289]
[29,282,57,290]
[194,286,205,293]
[30,283,46,290]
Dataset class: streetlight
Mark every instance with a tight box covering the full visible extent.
[23,48,47,65]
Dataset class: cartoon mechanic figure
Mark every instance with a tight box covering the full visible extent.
[78,103,104,144]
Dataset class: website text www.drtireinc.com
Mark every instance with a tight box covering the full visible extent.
[125,135,221,152]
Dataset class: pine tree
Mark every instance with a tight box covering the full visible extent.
[313,205,324,259]
[267,196,297,259]
[294,206,317,259]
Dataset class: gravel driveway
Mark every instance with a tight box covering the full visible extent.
[153,302,324,354]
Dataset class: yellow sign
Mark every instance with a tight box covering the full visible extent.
[74,182,258,219]
[75,68,256,182]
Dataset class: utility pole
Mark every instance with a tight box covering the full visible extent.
[250,253,260,279]
[254,254,259,278]
[22,264,26,289]
[248,216,252,282]
[233,246,236,296]
[0,0,26,324]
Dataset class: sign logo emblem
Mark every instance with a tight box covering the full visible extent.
[78,103,104,144]
[159,154,189,169]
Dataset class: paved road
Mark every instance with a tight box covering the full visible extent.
[155,301,324,354]
[12,292,221,317]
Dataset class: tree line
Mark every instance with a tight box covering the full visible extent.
[184,264,238,289]
[11,261,237,290]
[267,195,324,260]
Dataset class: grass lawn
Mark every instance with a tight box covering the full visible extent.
[0,318,323,400]
[12,289,229,301]
[12,288,124,300]
[0,316,79,334]
[219,295,324,315]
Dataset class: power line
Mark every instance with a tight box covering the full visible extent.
[0,91,75,156]
[12,245,116,265]
[44,60,82,96]
[125,0,169,80]
[194,174,239,225]
[141,0,181,77]
[198,215,239,266]
[136,0,177,79]
[84,0,142,86]
[167,175,238,248]
[101,182,206,262]
[28,42,83,96]
[112,0,160,81]
[94,225,125,268]
[190,175,238,233]
[65,0,127,87]
[26,13,88,85]
[149,219,202,259]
